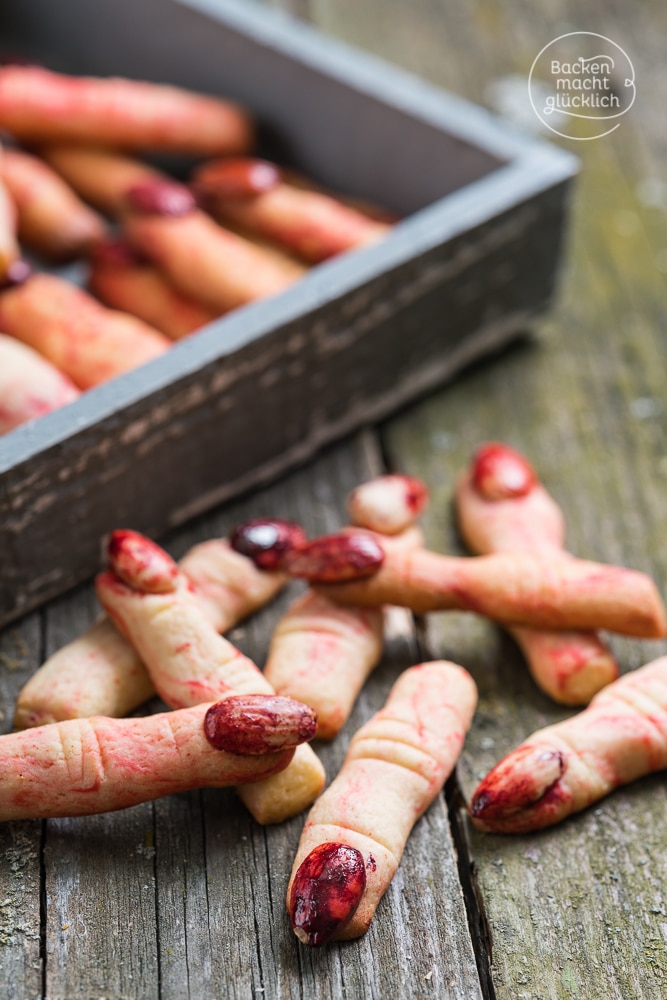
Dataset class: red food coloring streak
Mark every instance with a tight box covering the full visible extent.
[204,694,317,754]
[126,180,196,217]
[90,237,148,268]
[471,746,565,821]
[229,518,307,570]
[0,392,69,426]
[290,842,367,947]
[283,532,385,583]
[194,157,281,199]
[401,476,430,515]
[471,442,537,501]
[0,259,33,291]
[107,530,179,594]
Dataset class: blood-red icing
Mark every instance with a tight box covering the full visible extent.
[229,518,307,570]
[283,532,385,583]
[126,180,196,217]
[204,694,316,754]
[401,476,429,514]
[290,842,367,947]
[107,530,179,594]
[471,745,565,824]
[194,157,281,199]
[471,443,537,501]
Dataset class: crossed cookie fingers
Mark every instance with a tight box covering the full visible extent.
[470,655,667,833]
[14,539,286,729]
[288,661,477,943]
[455,443,619,704]
[96,531,325,824]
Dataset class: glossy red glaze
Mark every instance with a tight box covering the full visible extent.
[290,842,367,947]
[204,694,317,754]
[0,259,32,290]
[107,530,179,593]
[471,442,537,500]
[194,157,281,199]
[471,746,564,822]
[229,518,307,570]
[283,532,385,582]
[126,180,196,217]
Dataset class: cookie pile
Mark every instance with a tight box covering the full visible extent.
[0,64,393,434]
[6,445,667,947]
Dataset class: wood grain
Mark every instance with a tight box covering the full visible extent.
[0,615,43,998]
[368,2,667,995]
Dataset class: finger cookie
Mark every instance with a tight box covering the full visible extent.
[0,333,80,434]
[2,147,105,260]
[313,540,666,638]
[95,530,325,824]
[41,146,164,218]
[193,156,391,263]
[264,593,383,741]
[88,238,219,340]
[0,694,313,822]
[0,148,19,279]
[455,443,619,704]
[288,661,477,943]
[470,655,667,833]
[347,474,429,536]
[123,180,305,312]
[0,272,169,388]
[0,65,253,154]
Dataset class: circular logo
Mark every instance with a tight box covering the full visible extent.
[528,32,636,140]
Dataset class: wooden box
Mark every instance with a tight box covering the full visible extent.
[0,0,577,626]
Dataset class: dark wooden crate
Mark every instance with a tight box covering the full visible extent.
[0,0,577,627]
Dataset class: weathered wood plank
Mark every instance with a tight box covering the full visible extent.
[41,588,160,1000]
[0,615,43,1000]
[366,0,667,994]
